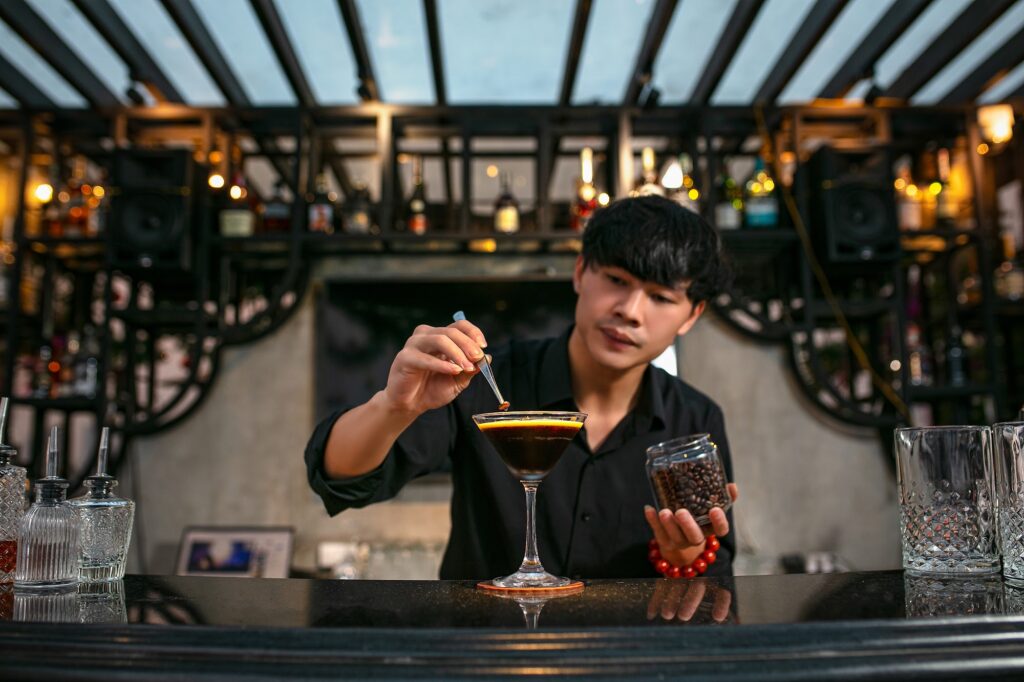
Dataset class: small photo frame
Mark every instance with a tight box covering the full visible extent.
[176,526,294,579]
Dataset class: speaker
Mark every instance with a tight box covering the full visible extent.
[801,146,900,264]
[109,149,199,272]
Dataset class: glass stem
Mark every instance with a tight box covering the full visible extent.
[519,481,542,573]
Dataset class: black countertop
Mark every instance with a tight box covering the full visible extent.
[3,570,1024,679]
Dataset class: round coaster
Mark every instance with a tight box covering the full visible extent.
[476,580,585,596]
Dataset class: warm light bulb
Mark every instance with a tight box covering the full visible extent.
[93,185,105,198]
[597,192,610,206]
[763,179,775,192]
[661,160,683,189]
[486,164,499,178]
[34,183,53,203]
[229,185,242,200]
[209,173,225,189]
[890,360,901,372]
[894,178,906,191]
[977,104,1014,145]
[977,143,990,155]
[580,147,594,184]
[906,184,919,197]
[688,188,699,201]
[928,182,942,196]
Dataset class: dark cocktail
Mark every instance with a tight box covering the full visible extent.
[473,411,586,589]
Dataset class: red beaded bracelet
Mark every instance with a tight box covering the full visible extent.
[648,535,720,579]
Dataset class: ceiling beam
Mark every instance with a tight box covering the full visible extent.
[754,0,848,104]
[0,51,53,109]
[71,0,183,103]
[423,0,453,206]
[0,0,120,108]
[336,0,379,101]
[689,0,765,104]
[160,0,249,106]
[249,0,315,108]
[818,0,932,99]
[623,0,678,106]
[940,25,1024,104]
[559,0,593,106]
[883,0,1016,100]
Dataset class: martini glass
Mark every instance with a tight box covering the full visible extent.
[472,410,586,589]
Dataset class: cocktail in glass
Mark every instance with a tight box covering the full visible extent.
[472,410,586,589]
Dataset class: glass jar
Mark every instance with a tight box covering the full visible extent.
[645,434,731,528]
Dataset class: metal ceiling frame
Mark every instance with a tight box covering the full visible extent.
[423,0,453,205]
[0,51,53,109]
[882,0,1017,100]
[623,0,678,106]
[940,23,1024,104]
[0,0,121,108]
[71,0,184,103]
[818,0,933,99]
[754,0,848,104]
[689,0,765,104]
[336,0,379,102]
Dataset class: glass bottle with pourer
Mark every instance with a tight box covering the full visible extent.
[0,398,27,584]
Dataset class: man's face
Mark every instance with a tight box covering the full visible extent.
[572,258,705,371]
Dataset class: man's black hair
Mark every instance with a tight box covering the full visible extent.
[580,195,732,304]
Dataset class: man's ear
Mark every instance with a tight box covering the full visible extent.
[572,255,586,294]
[676,300,706,337]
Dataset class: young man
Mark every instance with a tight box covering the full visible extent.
[305,195,738,579]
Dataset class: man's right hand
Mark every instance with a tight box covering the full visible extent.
[380,319,489,415]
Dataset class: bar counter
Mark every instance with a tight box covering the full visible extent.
[3,570,1024,679]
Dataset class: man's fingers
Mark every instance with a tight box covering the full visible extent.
[397,348,463,376]
[673,509,705,545]
[441,326,486,366]
[408,333,476,371]
[677,580,706,622]
[708,507,730,537]
[658,509,688,547]
[727,482,738,502]
[450,319,488,349]
[644,506,671,550]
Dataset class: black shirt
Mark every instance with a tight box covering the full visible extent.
[305,326,735,580]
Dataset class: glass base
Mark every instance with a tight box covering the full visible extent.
[492,570,571,589]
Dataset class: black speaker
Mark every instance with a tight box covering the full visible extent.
[109,149,199,272]
[801,146,900,264]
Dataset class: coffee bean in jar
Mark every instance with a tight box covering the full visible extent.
[645,434,731,529]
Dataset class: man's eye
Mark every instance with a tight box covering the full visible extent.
[652,294,675,304]
[606,274,626,286]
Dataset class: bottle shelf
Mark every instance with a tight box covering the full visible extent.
[9,396,99,411]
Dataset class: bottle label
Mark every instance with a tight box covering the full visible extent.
[308,205,334,233]
[408,214,427,235]
[220,210,255,237]
[745,197,778,228]
[715,203,741,230]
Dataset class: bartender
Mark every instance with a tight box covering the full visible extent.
[305,195,739,579]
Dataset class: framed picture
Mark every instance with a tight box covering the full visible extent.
[175,526,294,579]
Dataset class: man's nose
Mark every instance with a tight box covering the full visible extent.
[613,288,645,323]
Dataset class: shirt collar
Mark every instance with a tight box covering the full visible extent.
[539,325,668,431]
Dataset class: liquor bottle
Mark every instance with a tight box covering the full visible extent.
[219,173,255,237]
[945,325,967,387]
[634,147,664,197]
[916,147,939,230]
[260,180,291,233]
[744,157,778,229]
[15,426,80,589]
[31,345,53,399]
[0,399,27,583]
[85,170,106,238]
[406,155,428,235]
[69,428,134,583]
[61,156,90,239]
[906,322,934,387]
[935,148,958,226]
[341,183,374,235]
[895,156,922,231]
[714,168,742,230]
[994,232,1024,302]
[307,173,336,234]
[570,147,598,232]
[493,173,520,234]
[41,164,62,239]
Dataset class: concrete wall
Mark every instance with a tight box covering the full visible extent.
[129,293,900,577]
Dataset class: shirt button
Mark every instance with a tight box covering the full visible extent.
[581,512,592,522]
